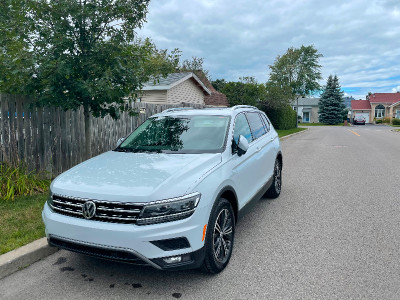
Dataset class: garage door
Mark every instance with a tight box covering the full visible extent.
[356,113,370,123]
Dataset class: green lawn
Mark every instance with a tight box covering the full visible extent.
[276,127,307,138]
[298,122,350,126]
[0,194,47,255]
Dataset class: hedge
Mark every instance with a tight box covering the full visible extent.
[392,118,400,125]
[264,105,297,130]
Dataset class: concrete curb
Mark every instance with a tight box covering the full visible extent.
[280,128,309,141]
[0,237,58,280]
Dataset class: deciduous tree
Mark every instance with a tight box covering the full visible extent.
[221,77,265,107]
[0,0,178,158]
[268,45,323,126]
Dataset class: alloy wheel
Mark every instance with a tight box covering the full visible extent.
[274,162,282,194]
[213,208,233,264]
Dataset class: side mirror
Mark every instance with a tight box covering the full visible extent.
[237,135,249,156]
[116,137,126,148]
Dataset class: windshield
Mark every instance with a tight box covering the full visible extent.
[116,115,230,154]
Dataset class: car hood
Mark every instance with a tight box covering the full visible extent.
[51,151,221,202]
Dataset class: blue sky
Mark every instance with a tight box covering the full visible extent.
[138,0,400,99]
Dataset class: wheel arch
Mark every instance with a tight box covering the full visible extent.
[215,186,239,223]
[276,151,283,168]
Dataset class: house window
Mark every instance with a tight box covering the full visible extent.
[375,104,385,118]
[396,110,400,119]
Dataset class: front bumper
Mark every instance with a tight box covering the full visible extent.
[42,202,207,270]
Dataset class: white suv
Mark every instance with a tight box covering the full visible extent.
[43,105,282,273]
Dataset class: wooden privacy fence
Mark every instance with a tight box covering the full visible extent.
[0,94,204,177]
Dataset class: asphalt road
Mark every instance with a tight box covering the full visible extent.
[1,125,400,300]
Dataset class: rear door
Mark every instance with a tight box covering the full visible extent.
[245,112,275,191]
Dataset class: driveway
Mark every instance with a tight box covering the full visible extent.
[1,126,399,299]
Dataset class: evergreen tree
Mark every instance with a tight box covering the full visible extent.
[319,75,345,124]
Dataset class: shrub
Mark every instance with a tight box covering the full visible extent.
[0,163,50,201]
[264,105,297,130]
[392,118,400,125]
[382,117,391,124]
[376,119,382,124]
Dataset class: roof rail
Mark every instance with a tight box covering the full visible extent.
[161,107,195,113]
[231,105,258,110]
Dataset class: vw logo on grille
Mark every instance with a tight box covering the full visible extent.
[82,201,96,219]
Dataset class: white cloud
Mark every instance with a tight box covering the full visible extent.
[392,86,400,92]
[138,0,400,96]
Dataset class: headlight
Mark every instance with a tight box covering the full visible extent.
[47,191,54,210]
[136,192,201,226]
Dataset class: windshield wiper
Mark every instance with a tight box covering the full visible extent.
[113,148,133,152]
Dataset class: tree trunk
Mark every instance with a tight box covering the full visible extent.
[83,102,91,159]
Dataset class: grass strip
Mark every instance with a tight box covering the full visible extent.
[276,128,307,138]
[0,194,46,255]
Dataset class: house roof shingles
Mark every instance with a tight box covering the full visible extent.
[142,72,211,95]
[292,97,320,106]
[369,93,400,103]
[143,72,191,88]
[351,100,371,110]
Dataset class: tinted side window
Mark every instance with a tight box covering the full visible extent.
[233,113,253,144]
[246,112,266,139]
[260,114,270,132]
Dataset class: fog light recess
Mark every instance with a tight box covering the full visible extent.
[163,254,191,264]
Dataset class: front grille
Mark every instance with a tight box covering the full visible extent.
[49,237,148,265]
[51,194,143,224]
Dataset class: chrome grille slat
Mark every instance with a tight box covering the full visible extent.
[52,194,143,224]
[52,205,82,215]
[97,207,141,213]
[53,199,83,208]
[96,215,138,221]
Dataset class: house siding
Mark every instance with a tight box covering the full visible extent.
[294,106,319,123]
[167,79,204,105]
[311,107,319,123]
[141,90,168,104]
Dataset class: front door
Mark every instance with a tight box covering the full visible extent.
[303,112,310,123]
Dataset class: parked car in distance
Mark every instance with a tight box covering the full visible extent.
[353,115,366,125]
[42,105,283,273]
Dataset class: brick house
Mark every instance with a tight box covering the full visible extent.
[351,93,400,123]
[351,100,371,123]
[369,93,400,120]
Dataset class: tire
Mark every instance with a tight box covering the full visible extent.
[265,159,282,199]
[201,198,235,274]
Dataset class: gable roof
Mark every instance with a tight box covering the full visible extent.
[351,99,371,110]
[142,72,211,95]
[192,71,229,107]
[389,100,400,108]
[369,93,400,104]
[292,97,320,106]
